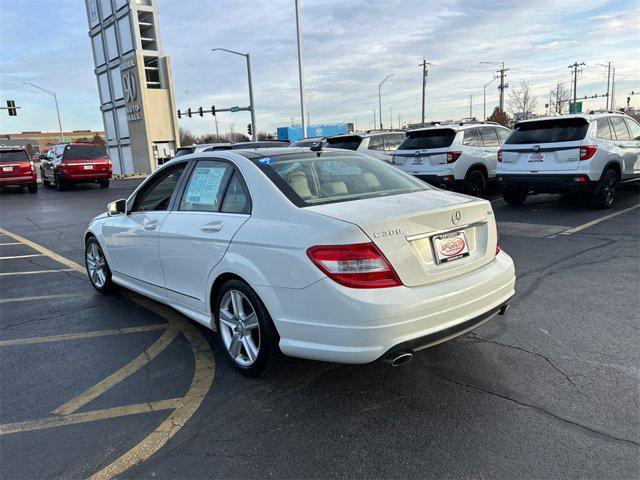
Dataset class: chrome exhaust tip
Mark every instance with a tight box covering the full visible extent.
[499,304,511,315]
[383,351,414,367]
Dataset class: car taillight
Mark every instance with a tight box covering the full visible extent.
[579,145,597,160]
[306,242,402,289]
[495,225,501,256]
[446,151,462,163]
[497,149,503,162]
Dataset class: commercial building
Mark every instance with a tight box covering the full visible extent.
[85,0,179,175]
[0,131,105,154]
[277,123,354,141]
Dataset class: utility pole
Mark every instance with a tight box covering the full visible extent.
[294,0,307,139]
[568,61,585,104]
[480,62,508,111]
[420,58,430,125]
[605,62,611,109]
[372,108,376,129]
[389,106,393,129]
[378,74,393,130]
[611,67,616,109]
[469,95,473,119]
[214,116,220,141]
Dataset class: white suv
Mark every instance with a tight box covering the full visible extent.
[393,122,512,197]
[325,131,406,163]
[497,112,640,208]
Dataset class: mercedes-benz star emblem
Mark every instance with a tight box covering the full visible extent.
[533,145,540,152]
[452,210,462,224]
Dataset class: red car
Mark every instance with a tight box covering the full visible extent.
[41,143,112,190]
[0,147,38,193]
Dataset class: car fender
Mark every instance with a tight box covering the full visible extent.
[84,217,115,267]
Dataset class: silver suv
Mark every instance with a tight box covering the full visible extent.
[497,112,640,208]
[393,122,511,197]
[325,131,406,163]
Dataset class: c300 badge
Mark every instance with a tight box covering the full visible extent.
[373,228,403,239]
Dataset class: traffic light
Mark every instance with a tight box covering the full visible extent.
[7,100,17,116]
[247,123,252,136]
[187,108,192,118]
[211,105,216,116]
[177,109,181,118]
[198,107,203,117]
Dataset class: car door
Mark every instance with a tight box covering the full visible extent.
[107,161,188,296]
[158,159,252,312]
[478,127,501,177]
[622,117,640,175]
[609,116,635,176]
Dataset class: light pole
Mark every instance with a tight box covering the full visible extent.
[378,74,393,130]
[294,0,307,139]
[23,82,63,142]
[480,61,508,111]
[212,48,257,141]
[483,77,497,121]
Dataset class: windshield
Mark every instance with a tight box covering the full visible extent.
[398,129,457,150]
[505,118,589,144]
[62,145,107,160]
[254,152,432,207]
[0,150,29,163]
[326,136,363,151]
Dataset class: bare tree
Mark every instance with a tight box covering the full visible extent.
[508,79,539,118]
[551,83,572,114]
[257,131,274,140]
[179,127,197,146]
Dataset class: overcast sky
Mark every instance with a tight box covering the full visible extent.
[1,0,638,136]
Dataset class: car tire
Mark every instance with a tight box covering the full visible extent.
[215,279,285,377]
[463,168,487,197]
[85,237,115,293]
[99,179,110,189]
[55,174,67,191]
[503,188,528,205]
[591,168,618,209]
[27,183,38,193]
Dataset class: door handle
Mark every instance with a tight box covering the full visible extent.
[202,222,223,233]
[144,222,158,231]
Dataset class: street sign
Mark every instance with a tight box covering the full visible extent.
[230,106,240,113]
[569,101,582,114]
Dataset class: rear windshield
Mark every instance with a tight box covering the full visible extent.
[174,147,195,157]
[398,129,456,150]
[326,136,363,151]
[62,144,107,160]
[505,118,589,144]
[0,150,29,162]
[254,152,431,207]
[290,139,323,147]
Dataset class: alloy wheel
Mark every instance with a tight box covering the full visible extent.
[467,171,486,197]
[86,243,107,288]
[218,290,261,367]
[604,170,616,206]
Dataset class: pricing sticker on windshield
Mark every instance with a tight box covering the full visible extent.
[431,230,470,264]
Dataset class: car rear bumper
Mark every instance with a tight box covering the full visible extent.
[496,173,594,193]
[61,172,112,181]
[414,174,457,188]
[256,251,515,364]
[0,174,37,185]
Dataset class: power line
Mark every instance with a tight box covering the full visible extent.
[568,61,586,104]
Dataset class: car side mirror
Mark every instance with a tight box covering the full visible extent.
[107,198,127,216]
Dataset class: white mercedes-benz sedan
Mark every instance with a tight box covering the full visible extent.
[84,148,515,375]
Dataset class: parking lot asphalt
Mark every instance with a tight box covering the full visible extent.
[1,180,638,479]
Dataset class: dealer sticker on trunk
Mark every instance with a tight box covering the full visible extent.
[431,230,470,264]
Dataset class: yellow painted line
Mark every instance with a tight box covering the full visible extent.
[0,398,183,436]
[0,254,44,260]
[555,204,640,236]
[0,324,168,347]
[0,242,22,246]
[53,328,179,415]
[0,268,75,276]
[0,227,85,273]
[91,294,215,480]
[0,292,84,304]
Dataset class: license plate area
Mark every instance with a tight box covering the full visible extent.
[2,166,13,172]
[412,156,423,165]
[528,152,545,162]
[431,230,470,264]
[83,165,94,170]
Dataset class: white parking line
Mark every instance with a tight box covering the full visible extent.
[0,269,75,276]
[0,254,44,260]
[552,204,640,237]
[0,293,84,304]
[0,242,22,246]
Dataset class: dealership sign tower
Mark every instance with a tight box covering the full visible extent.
[85,0,179,175]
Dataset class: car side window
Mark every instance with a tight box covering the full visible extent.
[496,128,511,144]
[132,163,186,212]
[462,128,480,147]
[479,127,500,147]
[368,136,385,150]
[179,160,234,212]
[384,134,404,151]
[595,118,613,140]
[623,118,640,141]
[609,117,631,141]
[221,171,251,214]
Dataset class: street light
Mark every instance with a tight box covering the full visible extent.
[480,61,507,111]
[483,77,497,121]
[211,48,257,141]
[294,0,307,139]
[378,74,393,130]
[23,82,63,142]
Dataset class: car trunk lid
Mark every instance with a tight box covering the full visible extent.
[0,149,32,178]
[306,190,497,287]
